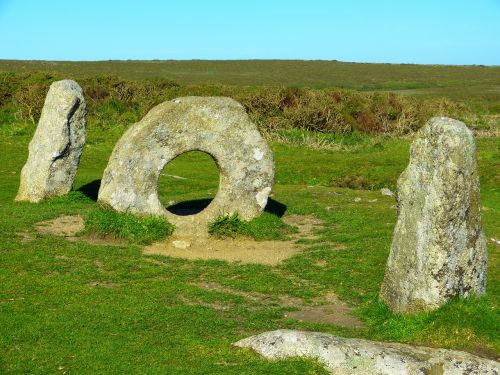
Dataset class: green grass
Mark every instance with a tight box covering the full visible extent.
[1,59,499,105]
[208,213,296,240]
[0,121,498,373]
[84,207,174,244]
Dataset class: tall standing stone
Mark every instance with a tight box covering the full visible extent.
[380,117,487,313]
[16,80,87,202]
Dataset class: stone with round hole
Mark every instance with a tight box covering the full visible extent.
[97,96,274,235]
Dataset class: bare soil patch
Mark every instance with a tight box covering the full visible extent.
[87,280,117,288]
[185,282,362,328]
[282,214,323,240]
[33,215,126,246]
[284,292,363,328]
[144,237,302,265]
[16,231,35,243]
[35,215,84,237]
[144,214,330,265]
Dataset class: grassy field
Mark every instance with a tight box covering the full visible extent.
[1,59,500,108]
[0,120,498,373]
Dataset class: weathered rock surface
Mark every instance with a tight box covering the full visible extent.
[234,330,499,375]
[380,188,394,196]
[98,96,274,235]
[16,80,87,202]
[380,117,487,313]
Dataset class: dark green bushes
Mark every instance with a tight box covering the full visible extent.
[0,71,479,135]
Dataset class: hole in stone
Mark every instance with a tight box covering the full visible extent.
[158,151,220,216]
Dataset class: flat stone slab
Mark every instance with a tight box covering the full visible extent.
[16,80,87,202]
[234,330,499,375]
[98,96,274,235]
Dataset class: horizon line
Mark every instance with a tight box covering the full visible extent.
[0,58,498,68]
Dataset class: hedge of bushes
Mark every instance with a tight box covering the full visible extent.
[0,71,479,136]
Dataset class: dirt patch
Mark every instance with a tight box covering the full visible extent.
[33,215,126,246]
[144,214,330,265]
[87,279,117,288]
[68,233,128,246]
[284,292,363,328]
[283,214,323,240]
[185,282,362,328]
[16,232,35,243]
[144,236,302,265]
[35,215,85,237]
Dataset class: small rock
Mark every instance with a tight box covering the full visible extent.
[168,200,176,206]
[354,197,362,202]
[172,240,191,249]
[369,199,378,203]
[380,188,394,196]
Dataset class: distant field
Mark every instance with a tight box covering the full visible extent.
[1,59,500,106]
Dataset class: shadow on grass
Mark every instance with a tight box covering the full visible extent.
[78,179,101,201]
[167,198,287,217]
[78,179,287,217]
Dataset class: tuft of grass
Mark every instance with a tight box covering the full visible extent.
[208,212,296,240]
[85,207,174,244]
[208,213,243,239]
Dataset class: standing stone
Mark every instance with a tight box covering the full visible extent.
[98,96,274,236]
[16,80,87,202]
[380,117,487,313]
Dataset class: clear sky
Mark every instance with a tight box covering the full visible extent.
[0,0,499,65]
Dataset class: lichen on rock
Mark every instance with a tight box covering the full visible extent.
[380,117,488,313]
[234,330,499,375]
[98,96,274,236]
[16,80,87,202]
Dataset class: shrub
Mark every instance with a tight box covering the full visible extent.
[1,71,481,136]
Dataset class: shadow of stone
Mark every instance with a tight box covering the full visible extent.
[265,198,287,217]
[166,197,287,218]
[77,179,101,201]
[78,180,288,218]
[167,199,213,216]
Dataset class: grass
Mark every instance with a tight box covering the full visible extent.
[0,118,498,373]
[1,59,499,105]
[208,213,296,240]
[0,68,499,141]
[84,207,174,244]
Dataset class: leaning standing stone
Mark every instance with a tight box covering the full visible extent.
[16,80,87,202]
[380,117,487,313]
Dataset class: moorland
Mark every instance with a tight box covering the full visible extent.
[0,60,498,373]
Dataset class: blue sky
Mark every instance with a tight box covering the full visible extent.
[0,0,499,65]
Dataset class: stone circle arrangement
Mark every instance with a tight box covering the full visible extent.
[15,80,495,374]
